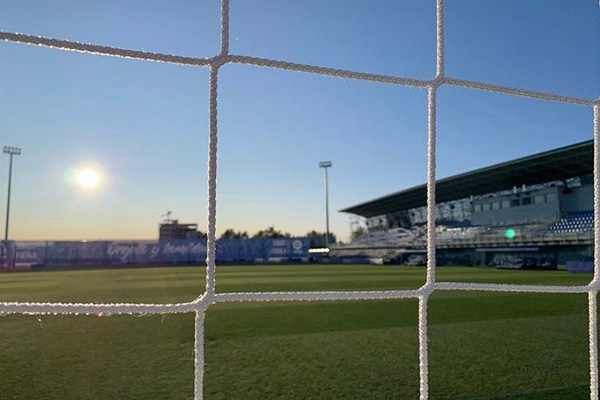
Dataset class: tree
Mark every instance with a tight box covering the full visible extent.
[220,229,248,239]
[306,230,337,247]
[350,226,367,241]
[252,226,290,239]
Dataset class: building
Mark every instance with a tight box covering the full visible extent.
[159,220,205,240]
[335,140,594,268]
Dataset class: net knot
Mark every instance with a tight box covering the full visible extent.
[431,76,445,89]
[211,54,229,68]
[420,283,436,296]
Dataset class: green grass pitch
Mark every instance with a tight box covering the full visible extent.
[0,265,594,399]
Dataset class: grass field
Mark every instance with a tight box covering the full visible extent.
[0,265,594,399]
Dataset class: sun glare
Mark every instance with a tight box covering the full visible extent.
[74,168,101,190]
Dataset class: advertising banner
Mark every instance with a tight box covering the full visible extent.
[106,241,161,264]
[14,242,41,268]
[0,241,13,269]
[160,240,207,264]
[10,237,309,269]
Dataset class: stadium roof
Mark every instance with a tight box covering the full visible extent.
[341,140,593,218]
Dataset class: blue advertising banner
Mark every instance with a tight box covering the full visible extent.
[215,238,309,263]
[567,261,594,274]
[10,237,309,269]
[14,242,41,267]
[106,241,161,264]
[0,241,12,269]
[160,240,207,264]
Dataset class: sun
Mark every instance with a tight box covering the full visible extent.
[75,168,101,190]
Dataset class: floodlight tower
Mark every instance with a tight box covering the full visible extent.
[3,146,21,240]
[319,161,332,249]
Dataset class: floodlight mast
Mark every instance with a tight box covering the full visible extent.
[319,161,332,249]
[3,146,22,241]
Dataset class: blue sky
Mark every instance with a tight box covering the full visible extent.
[0,0,598,241]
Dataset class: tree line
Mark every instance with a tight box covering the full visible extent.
[218,227,336,243]
[193,226,343,246]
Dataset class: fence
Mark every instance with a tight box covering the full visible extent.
[0,238,309,269]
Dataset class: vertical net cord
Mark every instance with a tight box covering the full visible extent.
[194,307,207,400]
[220,0,230,56]
[425,84,438,287]
[591,104,600,400]
[418,294,430,400]
[420,2,444,399]
[196,2,229,399]
[419,85,436,400]
[196,53,220,400]
[591,291,598,400]
[435,0,445,78]
[195,64,219,400]
[204,23,225,304]
[587,7,599,400]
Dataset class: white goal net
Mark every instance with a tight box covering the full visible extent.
[1,1,599,399]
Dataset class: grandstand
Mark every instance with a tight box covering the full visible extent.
[334,140,594,268]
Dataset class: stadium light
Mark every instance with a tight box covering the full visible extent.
[3,146,22,240]
[319,161,332,249]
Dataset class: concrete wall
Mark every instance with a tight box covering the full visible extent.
[471,187,560,226]
[560,185,593,215]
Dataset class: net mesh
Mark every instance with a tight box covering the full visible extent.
[1,1,599,398]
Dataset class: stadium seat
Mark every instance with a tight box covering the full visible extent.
[548,211,594,234]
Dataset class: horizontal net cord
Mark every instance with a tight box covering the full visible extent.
[445,77,597,106]
[436,281,593,294]
[215,289,423,302]
[0,280,595,316]
[226,55,430,88]
[1,30,596,107]
[0,300,198,315]
[0,31,212,67]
